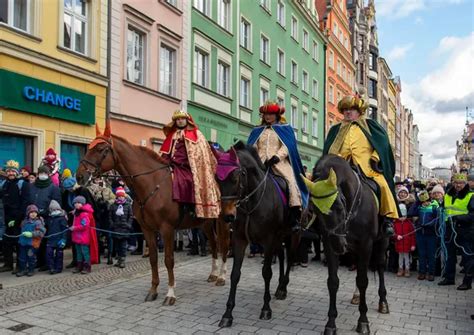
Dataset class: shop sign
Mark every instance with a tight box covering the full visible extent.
[0,69,95,125]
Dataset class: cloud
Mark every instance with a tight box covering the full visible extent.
[376,0,425,18]
[402,33,474,168]
[414,17,423,25]
[387,43,414,61]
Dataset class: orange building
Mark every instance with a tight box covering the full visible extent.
[316,0,355,131]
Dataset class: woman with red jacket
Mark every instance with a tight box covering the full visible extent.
[393,204,416,277]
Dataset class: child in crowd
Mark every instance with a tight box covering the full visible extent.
[71,196,95,274]
[41,148,61,187]
[46,200,68,274]
[393,204,416,277]
[17,205,46,277]
[108,187,133,268]
[410,191,439,281]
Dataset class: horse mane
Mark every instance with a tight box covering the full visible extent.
[313,154,351,182]
[111,134,168,165]
[232,141,265,170]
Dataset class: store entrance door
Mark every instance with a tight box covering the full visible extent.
[60,141,87,175]
[0,132,33,169]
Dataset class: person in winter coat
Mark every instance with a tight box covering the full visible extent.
[46,200,68,274]
[409,191,439,281]
[393,204,416,277]
[41,148,61,187]
[108,187,133,268]
[20,166,31,182]
[396,186,416,212]
[17,205,45,277]
[71,196,96,274]
[0,160,31,273]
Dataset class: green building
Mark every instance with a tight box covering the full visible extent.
[188,0,327,168]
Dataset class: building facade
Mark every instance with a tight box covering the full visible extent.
[412,124,420,179]
[392,76,402,180]
[377,57,391,132]
[316,0,355,131]
[455,123,474,173]
[109,0,187,150]
[188,0,327,168]
[0,0,108,173]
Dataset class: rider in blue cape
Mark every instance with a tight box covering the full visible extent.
[247,101,309,232]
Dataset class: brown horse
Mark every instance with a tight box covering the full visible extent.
[76,122,230,305]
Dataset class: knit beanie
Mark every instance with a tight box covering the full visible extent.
[21,166,32,174]
[26,204,39,216]
[63,177,77,190]
[431,184,445,196]
[397,186,409,199]
[399,203,407,217]
[46,148,57,156]
[115,186,126,197]
[62,169,72,179]
[49,200,62,212]
[38,165,51,175]
[72,196,86,205]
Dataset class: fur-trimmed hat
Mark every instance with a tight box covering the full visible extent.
[259,100,285,115]
[337,87,369,115]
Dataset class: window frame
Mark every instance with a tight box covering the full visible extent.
[291,16,298,41]
[159,43,177,96]
[302,70,308,92]
[312,40,319,62]
[312,79,319,100]
[1,0,32,33]
[260,33,270,64]
[291,60,298,84]
[193,0,210,17]
[260,87,269,106]
[277,0,285,27]
[291,104,298,129]
[302,29,309,51]
[312,113,318,137]
[240,76,251,108]
[194,47,210,88]
[126,25,147,85]
[217,0,231,32]
[329,84,334,104]
[277,48,285,76]
[63,0,89,55]
[240,17,251,50]
[302,110,308,134]
[217,60,231,97]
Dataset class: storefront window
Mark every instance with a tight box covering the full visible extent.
[60,141,86,174]
[0,133,33,169]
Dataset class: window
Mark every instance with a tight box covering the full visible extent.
[302,71,308,92]
[291,105,298,129]
[339,30,343,43]
[329,85,334,103]
[63,0,88,54]
[342,64,346,82]
[337,59,341,76]
[337,90,341,103]
[312,41,319,62]
[260,35,269,64]
[277,96,285,108]
[291,61,298,84]
[291,16,298,40]
[369,53,374,70]
[344,36,349,50]
[333,22,338,36]
[165,0,177,6]
[277,0,285,26]
[368,79,377,98]
[194,48,209,88]
[303,29,309,51]
[240,18,251,50]
[260,87,269,106]
[217,61,230,97]
[218,0,231,31]
[194,0,210,16]
[260,0,269,10]
[302,111,308,133]
[329,50,334,68]
[277,49,285,75]
[240,77,250,108]
[159,44,176,96]
[126,26,145,85]
[312,114,318,137]
[312,79,319,100]
[0,0,31,32]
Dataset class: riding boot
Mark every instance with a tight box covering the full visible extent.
[289,207,301,233]
[457,276,472,290]
[382,217,395,237]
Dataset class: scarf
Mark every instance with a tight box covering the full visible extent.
[34,178,52,189]
[328,117,371,155]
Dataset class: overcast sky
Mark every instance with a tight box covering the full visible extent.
[376,0,474,168]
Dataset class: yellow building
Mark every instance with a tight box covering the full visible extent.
[0,0,107,173]
[388,78,397,151]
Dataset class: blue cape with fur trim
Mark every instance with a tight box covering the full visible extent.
[248,123,309,208]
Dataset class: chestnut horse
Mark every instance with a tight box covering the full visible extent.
[76,123,230,305]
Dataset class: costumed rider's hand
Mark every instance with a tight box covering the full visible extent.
[8,220,15,228]
[410,246,416,251]
[57,239,66,249]
[69,226,75,231]
[265,155,280,169]
[22,231,33,238]
[396,235,403,241]
[370,158,383,174]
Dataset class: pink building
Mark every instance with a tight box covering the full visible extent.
[110,0,188,150]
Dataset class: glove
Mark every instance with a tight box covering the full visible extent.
[57,239,66,249]
[8,220,15,228]
[396,235,403,241]
[370,158,383,174]
[22,231,33,238]
[265,155,280,168]
[411,246,416,251]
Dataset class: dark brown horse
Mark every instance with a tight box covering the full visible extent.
[76,122,230,305]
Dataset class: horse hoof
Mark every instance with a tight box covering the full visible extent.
[144,293,158,302]
[259,310,272,320]
[324,327,337,335]
[274,289,287,300]
[351,294,360,305]
[215,278,225,286]
[356,321,370,334]
[219,317,233,328]
[162,296,176,306]
[378,302,390,314]
[207,275,218,282]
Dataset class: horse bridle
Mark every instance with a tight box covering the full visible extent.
[310,170,362,237]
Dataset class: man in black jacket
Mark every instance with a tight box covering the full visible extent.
[0,160,31,273]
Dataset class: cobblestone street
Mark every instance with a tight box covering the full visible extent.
[0,254,472,334]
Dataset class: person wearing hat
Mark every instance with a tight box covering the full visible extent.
[160,110,220,220]
[108,187,133,268]
[323,91,398,236]
[439,173,474,289]
[41,148,61,187]
[20,166,31,182]
[247,100,309,232]
[0,160,31,273]
[46,200,68,274]
[16,204,45,277]
[30,165,62,271]
[393,203,416,277]
[467,174,474,192]
[430,184,445,205]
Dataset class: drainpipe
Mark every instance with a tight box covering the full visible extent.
[106,0,112,120]
[322,43,327,141]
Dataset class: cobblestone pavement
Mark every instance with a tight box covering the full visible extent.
[0,255,472,335]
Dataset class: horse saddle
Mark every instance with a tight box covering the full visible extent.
[351,164,381,203]
[269,172,289,207]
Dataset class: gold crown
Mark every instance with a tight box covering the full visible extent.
[4,160,20,171]
[172,110,190,121]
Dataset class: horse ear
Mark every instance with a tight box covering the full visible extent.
[210,144,222,160]
[301,174,315,192]
[104,119,111,138]
[229,147,238,163]
[95,123,102,137]
[326,168,337,187]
